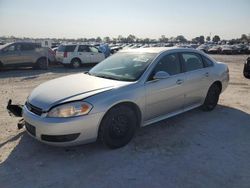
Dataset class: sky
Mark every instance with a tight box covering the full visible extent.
[0,0,249,40]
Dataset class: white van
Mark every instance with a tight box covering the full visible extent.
[56,44,105,68]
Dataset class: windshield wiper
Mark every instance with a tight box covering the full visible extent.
[95,74,122,81]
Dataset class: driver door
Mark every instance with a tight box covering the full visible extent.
[144,53,185,121]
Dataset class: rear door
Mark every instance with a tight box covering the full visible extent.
[89,46,105,63]
[19,43,36,64]
[77,45,91,63]
[180,52,211,108]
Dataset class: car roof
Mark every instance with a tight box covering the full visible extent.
[61,44,93,46]
[120,47,201,54]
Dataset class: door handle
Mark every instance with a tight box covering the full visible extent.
[176,79,184,85]
[204,72,209,77]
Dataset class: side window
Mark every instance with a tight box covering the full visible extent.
[181,53,204,72]
[4,45,15,52]
[33,43,41,48]
[15,44,21,51]
[203,56,214,67]
[149,53,181,80]
[78,45,90,52]
[64,45,76,52]
[89,47,99,53]
[21,43,34,51]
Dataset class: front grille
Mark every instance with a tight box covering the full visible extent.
[41,133,80,142]
[25,122,36,136]
[26,102,43,116]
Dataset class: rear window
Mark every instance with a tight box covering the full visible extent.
[181,53,204,72]
[58,45,76,52]
[202,56,214,67]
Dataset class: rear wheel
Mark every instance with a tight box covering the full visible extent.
[71,59,81,68]
[36,58,48,70]
[202,84,221,111]
[98,105,137,149]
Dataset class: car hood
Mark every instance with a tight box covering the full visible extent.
[28,73,130,111]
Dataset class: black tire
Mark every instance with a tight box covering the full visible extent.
[243,63,250,79]
[202,84,221,111]
[36,58,48,70]
[71,59,81,69]
[244,71,250,79]
[98,105,137,149]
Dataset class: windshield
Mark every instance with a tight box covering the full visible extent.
[0,43,11,50]
[89,52,156,81]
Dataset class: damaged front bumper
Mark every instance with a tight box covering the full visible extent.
[6,99,25,129]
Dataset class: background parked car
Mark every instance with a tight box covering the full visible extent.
[208,46,221,54]
[221,45,238,55]
[56,44,105,68]
[0,42,54,70]
[234,44,248,54]
[197,44,210,53]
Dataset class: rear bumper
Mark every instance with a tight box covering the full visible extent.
[22,105,105,146]
[55,56,71,64]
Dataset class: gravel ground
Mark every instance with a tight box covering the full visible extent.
[0,55,250,188]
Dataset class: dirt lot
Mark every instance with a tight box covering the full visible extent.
[0,55,250,188]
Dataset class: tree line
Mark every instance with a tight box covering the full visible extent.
[1,34,250,44]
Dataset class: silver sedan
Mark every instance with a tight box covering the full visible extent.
[23,47,229,148]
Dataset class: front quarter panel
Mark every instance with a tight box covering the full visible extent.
[86,82,146,126]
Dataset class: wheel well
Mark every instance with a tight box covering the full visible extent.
[36,56,47,63]
[0,61,3,67]
[101,102,142,128]
[71,57,82,64]
[213,81,222,93]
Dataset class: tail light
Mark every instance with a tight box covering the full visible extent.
[63,52,67,58]
[49,49,55,56]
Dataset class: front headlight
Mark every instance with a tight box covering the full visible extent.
[47,101,93,118]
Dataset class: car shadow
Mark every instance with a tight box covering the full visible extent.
[0,64,95,79]
[1,105,250,188]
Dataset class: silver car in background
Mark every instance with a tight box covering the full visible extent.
[0,42,55,69]
[23,47,229,148]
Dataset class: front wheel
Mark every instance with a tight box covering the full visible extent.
[98,105,137,149]
[201,84,221,111]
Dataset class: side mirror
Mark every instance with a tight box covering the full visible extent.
[153,71,170,80]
